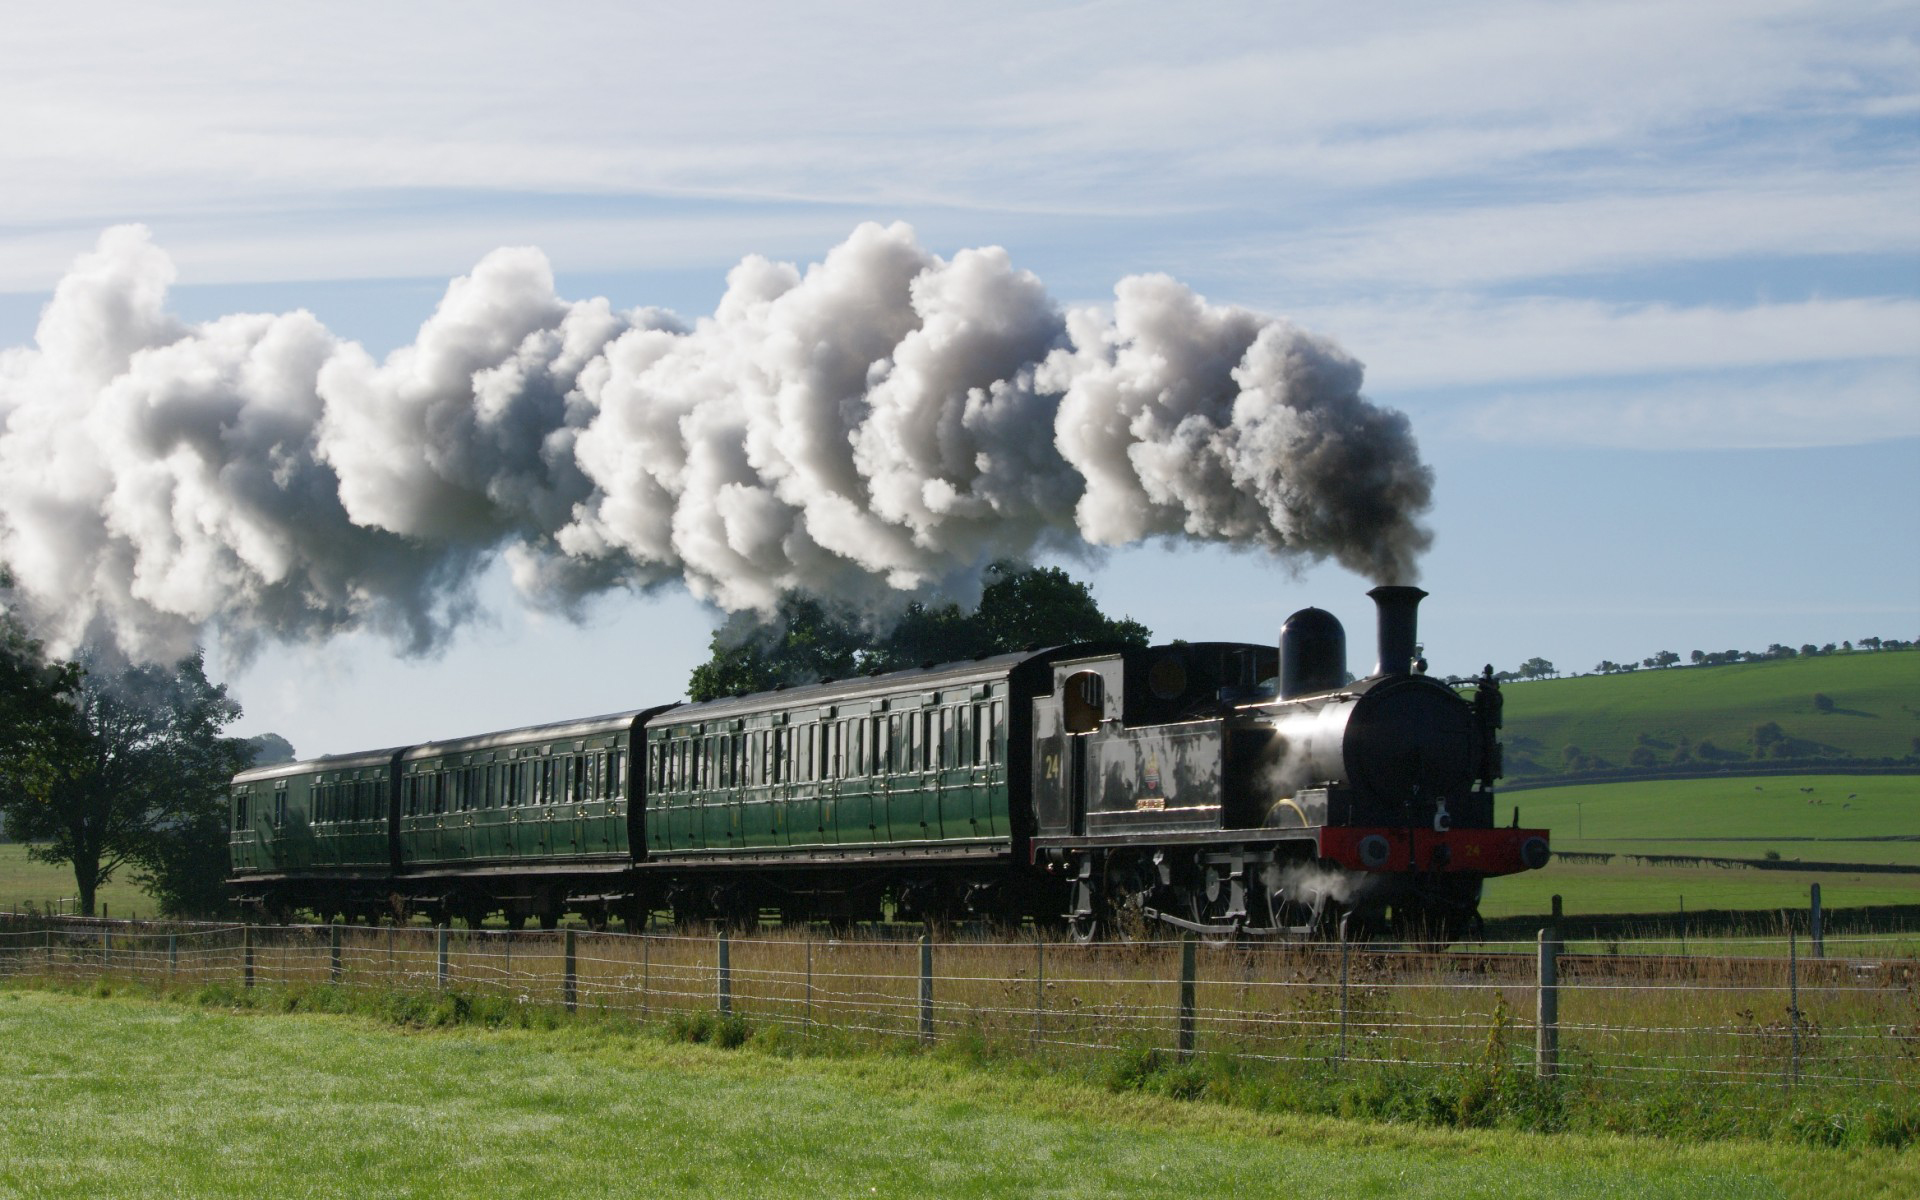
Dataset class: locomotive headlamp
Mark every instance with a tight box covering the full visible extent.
[1521,837,1551,870]
[1357,835,1392,869]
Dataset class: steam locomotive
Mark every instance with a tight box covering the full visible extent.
[229,586,1549,940]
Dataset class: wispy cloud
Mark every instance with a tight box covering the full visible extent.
[1297,294,1920,389]
[1454,361,1920,449]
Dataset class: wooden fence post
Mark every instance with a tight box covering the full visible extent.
[329,921,343,984]
[1032,940,1045,1049]
[242,925,255,990]
[563,929,578,1013]
[1339,936,1351,1062]
[717,931,732,1016]
[1787,923,1800,1088]
[919,935,934,1043]
[436,925,450,990]
[1177,937,1198,1058]
[1809,884,1824,959]
[1535,929,1559,1079]
[168,933,178,982]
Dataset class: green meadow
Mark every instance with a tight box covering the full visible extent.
[1484,774,1920,920]
[2,986,1907,1200]
[0,842,157,917]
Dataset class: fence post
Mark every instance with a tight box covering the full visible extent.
[102,926,111,972]
[803,938,812,1037]
[1032,940,1045,1049]
[1339,935,1351,1062]
[329,920,343,984]
[641,935,651,1022]
[919,935,934,1043]
[1535,928,1559,1079]
[1177,937,1197,1058]
[1809,884,1823,959]
[563,929,578,1013]
[436,925,449,990]
[168,933,178,982]
[1787,923,1800,1088]
[717,931,732,1016]
[242,925,255,990]
[45,924,53,972]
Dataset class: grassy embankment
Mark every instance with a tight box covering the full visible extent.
[3,985,1912,1200]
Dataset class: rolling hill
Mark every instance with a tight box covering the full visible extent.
[1494,650,1919,782]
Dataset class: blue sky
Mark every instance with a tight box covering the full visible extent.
[1,1,1915,756]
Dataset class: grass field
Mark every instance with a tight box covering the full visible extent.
[2,986,1908,1200]
[1500,650,1920,772]
[1483,774,1920,919]
[0,843,157,917]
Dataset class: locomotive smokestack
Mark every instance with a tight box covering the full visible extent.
[1368,585,1426,677]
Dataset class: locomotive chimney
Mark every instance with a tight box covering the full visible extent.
[1368,585,1427,677]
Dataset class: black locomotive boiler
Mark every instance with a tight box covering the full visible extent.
[230,585,1548,940]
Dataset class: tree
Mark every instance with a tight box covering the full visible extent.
[245,733,296,766]
[1516,657,1556,680]
[0,651,249,916]
[687,563,1150,702]
[1,570,82,821]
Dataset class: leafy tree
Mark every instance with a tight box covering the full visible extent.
[687,563,1149,702]
[1,571,82,821]
[245,733,296,766]
[0,651,249,916]
[1517,657,1556,680]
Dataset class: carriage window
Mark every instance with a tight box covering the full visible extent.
[991,702,1005,763]
[273,784,287,829]
[234,793,249,831]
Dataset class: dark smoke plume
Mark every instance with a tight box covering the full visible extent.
[0,223,1432,661]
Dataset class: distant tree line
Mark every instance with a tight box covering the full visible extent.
[1596,638,1913,676]
[1447,633,1914,688]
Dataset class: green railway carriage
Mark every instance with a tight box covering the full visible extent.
[637,648,1100,926]
[396,707,674,928]
[229,747,404,918]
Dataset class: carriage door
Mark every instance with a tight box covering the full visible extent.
[1062,671,1104,834]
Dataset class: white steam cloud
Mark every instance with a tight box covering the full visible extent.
[0,223,1433,662]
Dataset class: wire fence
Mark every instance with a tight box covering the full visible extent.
[3,913,1915,1096]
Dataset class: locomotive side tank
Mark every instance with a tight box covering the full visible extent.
[1032,586,1548,940]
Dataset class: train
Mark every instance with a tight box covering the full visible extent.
[228,585,1550,940]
